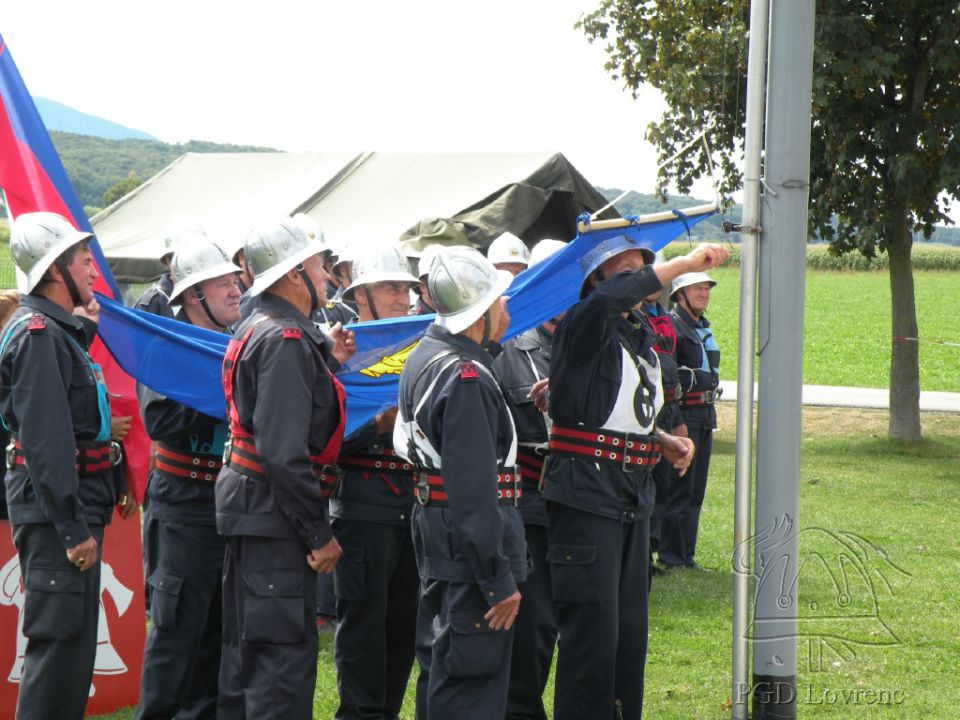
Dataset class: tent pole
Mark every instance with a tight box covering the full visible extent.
[731,0,769,717]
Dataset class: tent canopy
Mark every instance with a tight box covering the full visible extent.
[93,151,617,283]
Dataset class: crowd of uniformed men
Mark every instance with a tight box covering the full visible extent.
[0,209,727,719]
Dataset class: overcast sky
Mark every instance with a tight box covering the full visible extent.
[3,0,721,201]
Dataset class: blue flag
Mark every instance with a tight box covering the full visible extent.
[97,209,716,436]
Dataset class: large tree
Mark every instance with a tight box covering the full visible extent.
[579,0,960,442]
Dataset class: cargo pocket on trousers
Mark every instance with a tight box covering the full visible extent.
[547,543,600,605]
[242,570,305,644]
[447,609,509,678]
[333,545,366,601]
[22,566,85,640]
[147,567,184,630]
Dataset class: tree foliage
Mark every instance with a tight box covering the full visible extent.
[103,171,143,207]
[578,0,960,441]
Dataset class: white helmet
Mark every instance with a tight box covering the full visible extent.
[430,247,513,335]
[168,240,242,304]
[670,272,717,302]
[162,216,206,262]
[245,217,326,297]
[343,241,419,302]
[290,213,330,256]
[528,239,565,268]
[416,244,445,280]
[10,212,92,294]
[487,231,530,267]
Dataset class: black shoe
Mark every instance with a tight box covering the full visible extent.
[684,562,713,572]
[652,562,673,576]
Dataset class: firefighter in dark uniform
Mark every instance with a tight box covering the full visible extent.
[638,282,686,576]
[395,246,524,720]
[135,223,207,617]
[543,237,726,719]
[660,272,721,570]
[330,241,421,720]
[490,238,565,720]
[134,240,242,719]
[0,212,130,720]
[216,217,348,719]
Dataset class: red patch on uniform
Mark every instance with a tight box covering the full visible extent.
[27,313,46,332]
[459,361,479,380]
[282,327,302,340]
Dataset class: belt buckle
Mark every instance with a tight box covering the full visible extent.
[222,437,233,464]
[511,472,521,506]
[5,441,15,471]
[415,473,430,506]
[109,441,123,467]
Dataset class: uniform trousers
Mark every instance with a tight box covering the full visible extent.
[648,456,673,571]
[659,425,713,566]
[415,580,515,720]
[548,501,650,720]
[135,519,224,719]
[218,535,319,720]
[13,522,104,720]
[505,523,556,720]
[141,478,159,614]
[332,518,419,720]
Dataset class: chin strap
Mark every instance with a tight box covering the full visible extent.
[54,257,84,307]
[481,309,492,347]
[194,290,228,329]
[363,286,380,321]
[296,264,320,315]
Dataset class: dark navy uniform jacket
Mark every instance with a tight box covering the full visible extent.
[396,324,527,606]
[135,273,175,320]
[215,294,341,550]
[671,305,720,430]
[544,268,664,520]
[491,326,551,527]
[0,296,116,547]
[138,314,228,527]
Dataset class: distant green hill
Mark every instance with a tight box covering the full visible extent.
[35,97,157,141]
[48,132,277,210]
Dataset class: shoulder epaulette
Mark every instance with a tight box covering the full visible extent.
[27,313,46,333]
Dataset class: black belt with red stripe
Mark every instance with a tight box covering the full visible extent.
[516,448,545,486]
[415,471,521,507]
[663,386,679,404]
[155,443,223,483]
[226,436,336,494]
[548,425,661,472]
[337,450,415,497]
[8,439,119,476]
[680,388,721,406]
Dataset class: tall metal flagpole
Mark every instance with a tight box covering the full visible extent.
[730,0,770,717]
[752,1,816,718]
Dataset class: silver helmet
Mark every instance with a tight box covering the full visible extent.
[168,240,242,304]
[10,212,92,293]
[528,239,566,268]
[245,217,326,297]
[430,247,513,335]
[486,231,530,267]
[290,213,330,256]
[670,271,717,302]
[578,234,655,298]
[162,217,206,262]
[343,241,419,302]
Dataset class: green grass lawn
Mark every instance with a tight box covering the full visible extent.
[92,406,960,719]
[701,267,960,392]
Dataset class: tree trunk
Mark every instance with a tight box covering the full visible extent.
[887,206,922,442]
